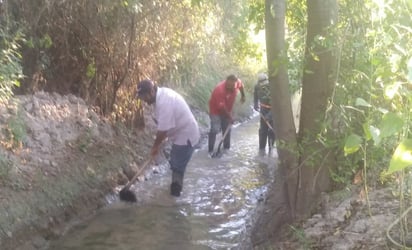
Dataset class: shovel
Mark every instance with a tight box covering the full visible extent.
[260,114,275,150]
[211,125,232,158]
[119,158,152,202]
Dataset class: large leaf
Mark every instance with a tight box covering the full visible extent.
[388,139,412,174]
[344,134,363,156]
[379,112,404,138]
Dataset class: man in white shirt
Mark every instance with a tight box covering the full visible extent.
[136,79,200,197]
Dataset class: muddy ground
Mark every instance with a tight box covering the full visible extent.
[0,92,408,250]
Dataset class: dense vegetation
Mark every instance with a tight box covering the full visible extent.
[0,0,264,123]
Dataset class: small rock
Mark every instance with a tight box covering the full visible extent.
[351,219,368,233]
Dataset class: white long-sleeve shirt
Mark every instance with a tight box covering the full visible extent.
[155,87,200,146]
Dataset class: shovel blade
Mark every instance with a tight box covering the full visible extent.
[119,188,137,202]
[211,141,224,158]
[211,152,221,158]
[211,148,223,158]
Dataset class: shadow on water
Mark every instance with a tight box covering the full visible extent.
[48,116,278,250]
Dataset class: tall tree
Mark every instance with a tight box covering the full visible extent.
[252,0,339,244]
[251,0,298,245]
[265,0,299,217]
[295,0,338,217]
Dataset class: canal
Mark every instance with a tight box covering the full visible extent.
[48,117,277,250]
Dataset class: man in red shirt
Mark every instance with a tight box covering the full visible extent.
[208,74,246,154]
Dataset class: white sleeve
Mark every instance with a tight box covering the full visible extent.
[156,97,175,131]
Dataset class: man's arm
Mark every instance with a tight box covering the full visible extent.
[253,84,259,111]
[150,130,168,158]
[239,84,246,104]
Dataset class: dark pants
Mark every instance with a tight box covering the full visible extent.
[169,141,194,195]
[208,115,231,153]
[259,110,275,150]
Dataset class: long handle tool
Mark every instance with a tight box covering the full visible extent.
[261,114,275,151]
[211,125,232,158]
[119,158,152,202]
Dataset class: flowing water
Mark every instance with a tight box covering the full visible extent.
[48,117,277,250]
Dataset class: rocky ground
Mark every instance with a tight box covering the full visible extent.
[0,92,408,250]
[271,185,408,250]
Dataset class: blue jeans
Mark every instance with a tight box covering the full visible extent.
[169,141,195,175]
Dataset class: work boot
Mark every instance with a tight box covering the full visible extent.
[170,182,182,197]
[171,171,183,197]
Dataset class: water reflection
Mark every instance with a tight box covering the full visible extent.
[48,117,277,250]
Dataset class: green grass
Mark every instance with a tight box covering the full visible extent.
[6,104,27,149]
[0,153,12,182]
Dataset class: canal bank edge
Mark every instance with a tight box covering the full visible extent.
[1,91,250,250]
[0,92,169,249]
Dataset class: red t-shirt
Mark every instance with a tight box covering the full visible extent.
[209,80,243,115]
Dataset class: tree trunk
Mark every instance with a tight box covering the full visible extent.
[251,0,299,245]
[295,0,338,218]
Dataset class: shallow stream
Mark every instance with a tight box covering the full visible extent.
[48,117,277,250]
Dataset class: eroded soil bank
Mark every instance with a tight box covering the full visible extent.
[0,92,167,249]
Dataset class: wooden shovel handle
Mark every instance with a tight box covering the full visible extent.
[260,114,274,131]
[124,158,153,189]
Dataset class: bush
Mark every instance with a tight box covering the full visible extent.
[0,27,24,103]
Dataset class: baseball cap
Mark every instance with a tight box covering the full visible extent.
[258,73,268,82]
[136,79,154,98]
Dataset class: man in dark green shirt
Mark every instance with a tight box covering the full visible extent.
[253,73,275,151]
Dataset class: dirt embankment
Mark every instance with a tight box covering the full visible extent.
[0,92,163,250]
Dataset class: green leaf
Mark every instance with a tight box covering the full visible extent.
[379,112,404,138]
[344,134,362,156]
[355,98,371,107]
[388,139,412,174]
[40,34,53,49]
[13,80,21,87]
[362,122,372,141]
[86,62,96,79]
